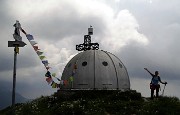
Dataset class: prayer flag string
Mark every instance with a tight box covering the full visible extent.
[26,34,62,88]
[22,31,77,89]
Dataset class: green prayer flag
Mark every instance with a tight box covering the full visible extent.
[39,56,45,60]
[52,82,57,88]
[69,76,73,82]
[52,73,56,77]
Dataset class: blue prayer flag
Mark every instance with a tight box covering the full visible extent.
[26,34,34,40]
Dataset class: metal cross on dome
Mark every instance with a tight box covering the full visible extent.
[76,26,99,51]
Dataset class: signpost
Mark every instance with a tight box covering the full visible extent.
[8,41,26,47]
[8,40,26,114]
[8,20,27,115]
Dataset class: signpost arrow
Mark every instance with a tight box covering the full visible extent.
[8,41,26,47]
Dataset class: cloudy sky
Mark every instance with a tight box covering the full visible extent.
[0,0,180,101]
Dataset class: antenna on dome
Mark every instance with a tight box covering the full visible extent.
[88,25,93,35]
[76,26,99,51]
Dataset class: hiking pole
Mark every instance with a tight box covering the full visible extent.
[161,84,166,96]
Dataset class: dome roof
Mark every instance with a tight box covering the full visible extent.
[61,50,130,90]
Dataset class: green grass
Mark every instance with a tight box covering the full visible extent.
[1,90,180,115]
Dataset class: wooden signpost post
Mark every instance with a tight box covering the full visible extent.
[8,20,27,115]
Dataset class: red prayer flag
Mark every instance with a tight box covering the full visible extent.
[46,66,50,70]
[33,46,40,51]
[46,77,52,84]
[64,80,68,86]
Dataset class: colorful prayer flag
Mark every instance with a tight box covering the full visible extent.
[64,80,68,86]
[42,60,48,64]
[33,46,40,51]
[26,33,62,89]
[26,34,34,40]
[36,51,43,56]
[30,40,37,46]
[52,82,57,88]
[56,84,60,88]
[45,71,51,77]
[52,73,56,77]
[46,77,53,84]
[51,81,57,88]
[44,63,48,67]
[51,81,55,86]
[39,56,46,60]
[46,66,50,70]
[69,76,74,82]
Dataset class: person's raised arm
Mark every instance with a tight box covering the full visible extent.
[144,68,154,76]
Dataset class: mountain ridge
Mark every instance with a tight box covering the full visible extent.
[0,90,180,114]
[0,88,28,110]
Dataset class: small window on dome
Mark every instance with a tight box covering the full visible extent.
[102,61,108,66]
[68,63,71,68]
[82,61,87,66]
[119,63,123,68]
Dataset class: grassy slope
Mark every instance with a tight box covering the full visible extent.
[0,90,180,115]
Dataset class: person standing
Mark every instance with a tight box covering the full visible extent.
[144,68,167,99]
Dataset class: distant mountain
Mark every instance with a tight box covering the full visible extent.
[0,88,28,110]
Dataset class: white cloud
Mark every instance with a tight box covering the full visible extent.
[36,40,77,77]
[8,0,149,52]
[100,9,149,52]
[12,0,149,77]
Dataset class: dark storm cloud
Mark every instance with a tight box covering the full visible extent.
[0,1,11,27]
[0,40,41,72]
[25,12,106,42]
[0,1,23,71]
[0,56,13,72]
[119,41,180,81]
[5,1,107,43]
[0,1,41,72]
[0,80,12,91]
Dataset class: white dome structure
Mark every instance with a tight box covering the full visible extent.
[61,27,130,90]
[61,50,130,90]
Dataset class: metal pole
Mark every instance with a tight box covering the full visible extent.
[162,84,166,96]
[12,46,17,114]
